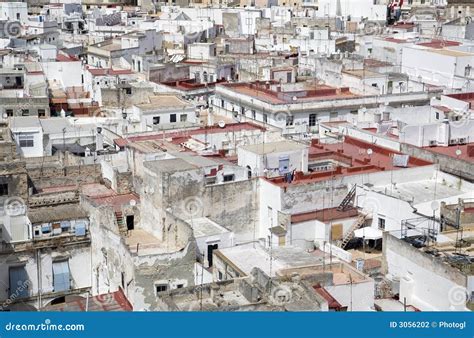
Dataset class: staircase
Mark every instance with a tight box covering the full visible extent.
[115,211,126,233]
[337,185,356,211]
[339,214,367,249]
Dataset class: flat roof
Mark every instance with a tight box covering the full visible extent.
[219,82,357,105]
[423,143,474,164]
[240,140,307,155]
[144,158,197,173]
[136,94,194,111]
[216,243,325,277]
[10,116,41,131]
[188,217,229,238]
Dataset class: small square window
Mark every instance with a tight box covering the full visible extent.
[378,218,385,230]
[180,114,187,122]
[156,284,168,293]
[170,114,177,123]
[153,116,160,125]
[223,174,235,182]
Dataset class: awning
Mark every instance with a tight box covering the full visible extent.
[354,227,383,240]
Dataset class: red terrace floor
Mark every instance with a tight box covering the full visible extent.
[88,192,140,212]
[220,82,356,104]
[291,207,359,224]
[446,92,474,109]
[267,136,431,187]
[44,288,132,311]
[423,143,474,163]
[114,122,266,147]
[417,39,461,49]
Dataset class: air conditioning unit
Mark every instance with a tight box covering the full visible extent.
[449,138,459,145]
[429,140,437,147]
[459,137,467,145]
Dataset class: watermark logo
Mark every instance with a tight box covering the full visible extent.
[361,21,386,36]
[181,196,203,219]
[91,292,117,309]
[359,196,380,216]
[0,280,31,311]
[448,285,470,307]
[270,285,292,306]
[3,21,22,38]
[4,197,26,216]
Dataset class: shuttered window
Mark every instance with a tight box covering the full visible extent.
[53,261,70,292]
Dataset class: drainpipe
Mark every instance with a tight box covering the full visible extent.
[36,248,42,311]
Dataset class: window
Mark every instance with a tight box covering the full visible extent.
[21,109,29,116]
[465,65,472,77]
[223,174,235,182]
[38,109,45,117]
[53,261,70,292]
[153,116,160,125]
[125,88,132,95]
[156,284,168,293]
[436,112,440,120]
[286,115,294,126]
[263,114,268,123]
[0,183,8,196]
[218,271,223,281]
[19,134,34,148]
[180,114,187,122]
[6,109,13,117]
[221,99,224,108]
[309,114,317,127]
[251,110,256,119]
[176,284,184,289]
[170,114,177,123]
[378,218,386,230]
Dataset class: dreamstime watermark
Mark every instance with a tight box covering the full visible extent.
[448,285,470,307]
[4,318,85,332]
[3,21,22,38]
[359,196,381,216]
[361,21,386,36]
[0,280,31,311]
[3,196,27,216]
[181,196,204,219]
[270,285,293,306]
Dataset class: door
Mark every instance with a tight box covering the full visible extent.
[126,215,134,231]
[278,155,290,175]
[207,243,218,267]
[9,266,29,298]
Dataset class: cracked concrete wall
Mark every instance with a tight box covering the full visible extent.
[131,240,197,311]
[142,165,259,242]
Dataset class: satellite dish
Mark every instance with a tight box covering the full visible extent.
[130,199,136,206]
[218,120,226,128]
[367,148,373,155]
[456,149,462,156]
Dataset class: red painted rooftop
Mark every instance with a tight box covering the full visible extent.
[291,207,358,224]
[114,122,266,147]
[423,143,474,163]
[446,92,474,109]
[45,288,132,311]
[266,136,431,187]
[417,39,461,49]
[56,53,79,62]
[220,82,356,104]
